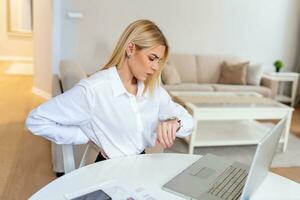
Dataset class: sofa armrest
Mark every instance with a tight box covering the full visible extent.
[261,76,278,99]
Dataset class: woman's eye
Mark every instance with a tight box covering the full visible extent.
[148,56,155,61]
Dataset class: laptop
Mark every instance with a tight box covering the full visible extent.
[163,118,286,200]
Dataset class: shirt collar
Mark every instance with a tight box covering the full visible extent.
[109,66,149,98]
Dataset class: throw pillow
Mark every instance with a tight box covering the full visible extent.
[162,62,181,85]
[247,64,263,85]
[218,61,249,85]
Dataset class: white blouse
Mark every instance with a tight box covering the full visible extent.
[26,67,194,158]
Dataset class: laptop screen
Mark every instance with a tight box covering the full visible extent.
[240,118,286,199]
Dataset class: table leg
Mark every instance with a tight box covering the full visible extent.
[291,79,298,107]
[188,120,197,154]
[283,111,292,152]
[188,142,194,154]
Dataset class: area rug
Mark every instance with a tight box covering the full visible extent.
[165,134,300,167]
[4,62,33,75]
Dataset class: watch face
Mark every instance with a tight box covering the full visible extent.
[165,117,178,122]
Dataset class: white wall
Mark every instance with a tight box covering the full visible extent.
[57,0,300,74]
[0,0,33,58]
[32,0,53,97]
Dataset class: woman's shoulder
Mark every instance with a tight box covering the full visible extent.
[154,84,168,95]
[73,68,112,98]
[81,68,111,88]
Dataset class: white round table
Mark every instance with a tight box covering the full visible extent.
[29,153,300,200]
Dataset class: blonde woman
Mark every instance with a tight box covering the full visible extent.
[26,19,194,163]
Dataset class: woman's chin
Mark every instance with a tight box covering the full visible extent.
[137,76,147,81]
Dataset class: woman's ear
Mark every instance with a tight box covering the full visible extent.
[126,42,136,57]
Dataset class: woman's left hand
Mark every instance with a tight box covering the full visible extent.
[156,119,180,149]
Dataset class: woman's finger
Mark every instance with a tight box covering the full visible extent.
[157,123,166,148]
[162,122,171,148]
[172,122,177,140]
[167,122,174,147]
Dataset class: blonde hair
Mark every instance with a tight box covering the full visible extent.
[102,19,169,95]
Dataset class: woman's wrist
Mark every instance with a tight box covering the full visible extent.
[163,116,182,132]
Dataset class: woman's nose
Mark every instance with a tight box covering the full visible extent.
[151,62,159,71]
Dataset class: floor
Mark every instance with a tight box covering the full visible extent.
[271,106,300,182]
[0,61,299,199]
[0,61,56,200]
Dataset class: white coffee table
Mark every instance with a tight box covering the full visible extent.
[169,92,294,154]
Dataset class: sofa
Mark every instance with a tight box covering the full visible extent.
[162,54,277,98]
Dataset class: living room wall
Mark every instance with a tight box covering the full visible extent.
[0,0,33,59]
[31,0,53,97]
[56,0,300,75]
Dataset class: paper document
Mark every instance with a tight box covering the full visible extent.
[64,179,158,200]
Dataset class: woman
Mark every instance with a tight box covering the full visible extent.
[26,19,194,162]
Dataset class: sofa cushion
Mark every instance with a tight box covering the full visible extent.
[161,62,181,85]
[213,84,271,97]
[247,64,263,85]
[168,54,198,83]
[218,61,249,85]
[196,55,244,84]
[163,84,214,92]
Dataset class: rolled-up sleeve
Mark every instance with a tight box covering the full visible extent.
[25,80,94,144]
[157,86,194,137]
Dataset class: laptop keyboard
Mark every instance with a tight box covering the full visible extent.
[207,165,248,200]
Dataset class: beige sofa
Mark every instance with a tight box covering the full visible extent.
[162,54,277,98]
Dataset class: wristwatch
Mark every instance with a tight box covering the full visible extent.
[163,116,182,132]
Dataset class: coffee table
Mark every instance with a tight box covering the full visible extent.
[169,92,294,154]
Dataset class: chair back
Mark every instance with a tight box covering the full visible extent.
[62,142,92,173]
[59,60,91,173]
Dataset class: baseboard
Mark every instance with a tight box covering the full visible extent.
[32,87,52,100]
[0,55,33,62]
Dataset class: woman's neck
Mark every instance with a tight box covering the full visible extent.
[117,61,137,94]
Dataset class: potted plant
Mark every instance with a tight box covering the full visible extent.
[273,60,284,72]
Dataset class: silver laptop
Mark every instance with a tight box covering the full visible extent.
[163,118,286,200]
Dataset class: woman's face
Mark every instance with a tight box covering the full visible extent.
[127,44,166,81]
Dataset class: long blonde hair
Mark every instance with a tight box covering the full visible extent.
[102,19,169,95]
